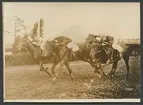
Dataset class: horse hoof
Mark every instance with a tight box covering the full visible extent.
[70,74,74,79]
[52,77,56,82]
[90,79,94,83]
[104,73,108,76]
[109,74,114,78]
[111,74,114,77]
[97,74,102,78]
[94,73,101,78]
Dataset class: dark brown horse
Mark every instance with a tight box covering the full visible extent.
[89,41,130,79]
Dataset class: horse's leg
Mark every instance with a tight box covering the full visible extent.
[94,63,106,78]
[52,59,66,82]
[39,61,44,71]
[64,62,74,79]
[51,62,58,75]
[94,67,101,78]
[109,61,118,77]
[52,62,59,82]
[123,53,130,79]
[39,61,52,77]
[108,63,114,76]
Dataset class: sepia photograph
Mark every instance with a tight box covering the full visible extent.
[3,2,140,102]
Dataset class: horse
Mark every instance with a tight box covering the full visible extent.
[42,40,74,81]
[73,42,95,67]
[17,35,54,77]
[89,41,130,79]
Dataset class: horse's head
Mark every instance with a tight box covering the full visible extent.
[43,40,56,56]
[17,34,29,51]
[85,34,94,47]
[89,42,103,62]
[85,34,101,47]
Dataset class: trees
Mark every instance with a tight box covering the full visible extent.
[12,16,28,54]
[30,18,44,39]
[12,35,21,54]
[30,22,38,39]
[40,18,44,38]
[12,18,44,54]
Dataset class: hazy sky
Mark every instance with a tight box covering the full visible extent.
[3,2,140,44]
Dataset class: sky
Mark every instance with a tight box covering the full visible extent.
[3,2,140,44]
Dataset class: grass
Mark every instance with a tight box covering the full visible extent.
[85,56,140,99]
[4,55,140,99]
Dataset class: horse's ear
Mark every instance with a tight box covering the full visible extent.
[88,34,93,37]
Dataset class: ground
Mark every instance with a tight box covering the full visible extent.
[4,56,140,100]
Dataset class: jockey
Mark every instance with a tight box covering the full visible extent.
[101,35,114,47]
[53,36,72,47]
[87,34,101,44]
[112,37,125,60]
[101,35,114,65]
[52,36,79,60]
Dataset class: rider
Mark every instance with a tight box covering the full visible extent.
[112,37,125,60]
[100,35,114,65]
[101,35,114,47]
[52,36,72,47]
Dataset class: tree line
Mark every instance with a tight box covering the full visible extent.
[12,17,44,54]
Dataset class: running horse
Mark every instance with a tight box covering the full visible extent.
[89,36,130,79]
[18,35,77,81]
[17,34,53,77]
[43,39,74,81]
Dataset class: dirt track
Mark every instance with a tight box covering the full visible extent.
[4,57,140,100]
